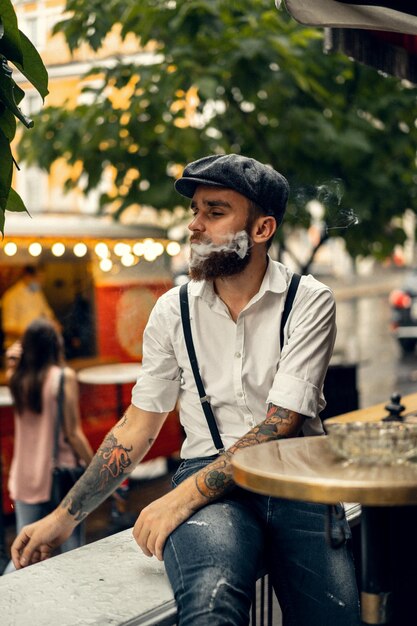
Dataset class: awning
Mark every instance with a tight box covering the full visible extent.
[278,1,417,80]
[278,1,417,34]
[0,213,171,265]
[3,212,166,242]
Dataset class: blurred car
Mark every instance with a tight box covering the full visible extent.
[389,269,417,353]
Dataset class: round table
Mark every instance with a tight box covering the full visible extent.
[77,363,141,416]
[232,435,417,506]
[77,363,141,385]
[232,437,417,625]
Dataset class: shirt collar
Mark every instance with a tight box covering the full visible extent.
[259,257,288,296]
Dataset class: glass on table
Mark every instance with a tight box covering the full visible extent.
[325,421,417,465]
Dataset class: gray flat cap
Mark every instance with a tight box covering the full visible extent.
[174,154,289,224]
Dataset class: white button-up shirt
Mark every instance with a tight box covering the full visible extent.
[132,259,336,458]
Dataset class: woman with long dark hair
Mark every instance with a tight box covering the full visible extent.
[5,319,93,571]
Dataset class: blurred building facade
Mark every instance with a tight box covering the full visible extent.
[6,0,181,363]
[0,3,184,517]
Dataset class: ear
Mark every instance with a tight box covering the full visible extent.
[251,216,277,244]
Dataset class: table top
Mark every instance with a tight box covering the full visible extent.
[326,391,417,425]
[232,436,417,506]
[77,363,141,385]
[0,386,13,407]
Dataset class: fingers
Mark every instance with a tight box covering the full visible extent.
[11,530,30,569]
[133,515,153,558]
[132,510,168,561]
[11,528,54,569]
[154,537,165,562]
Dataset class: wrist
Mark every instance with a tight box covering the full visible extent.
[53,503,79,528]
[193,453,234,502]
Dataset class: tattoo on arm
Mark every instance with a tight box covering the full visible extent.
[194,405,306,502]
[229,404,304,452]
[194,451,234,500]
[61,432,133,521]
[115,413,128,429]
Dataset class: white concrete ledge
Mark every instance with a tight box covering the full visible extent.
[0,529,177,626]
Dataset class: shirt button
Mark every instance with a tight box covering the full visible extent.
[238,392,244,398]
[235,352,241,358]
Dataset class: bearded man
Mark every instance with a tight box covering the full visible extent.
[11,155,360,626]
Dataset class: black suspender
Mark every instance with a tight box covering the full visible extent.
[280,273,301,350]
[179,273,301,453]
[179,283,225,453]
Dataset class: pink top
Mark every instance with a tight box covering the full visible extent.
[8,365,77,504]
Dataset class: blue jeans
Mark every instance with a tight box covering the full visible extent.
[3,500,85,574]
[164,456,360,626]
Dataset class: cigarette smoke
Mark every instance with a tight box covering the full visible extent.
[189,230,250,268]
[293,179,360,232]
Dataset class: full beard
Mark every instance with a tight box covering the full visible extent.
[189,229,252,281]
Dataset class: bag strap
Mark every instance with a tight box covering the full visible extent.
[52,368,65,468]
[179,283,225,453]
[280,273,301,350]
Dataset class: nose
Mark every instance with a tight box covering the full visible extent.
[188,213,205,233]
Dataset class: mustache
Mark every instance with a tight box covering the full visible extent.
[190,234,210,244]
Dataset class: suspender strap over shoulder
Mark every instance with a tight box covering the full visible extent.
[179,273,301,454]
[280,273,301,350]
[179,283,225,453]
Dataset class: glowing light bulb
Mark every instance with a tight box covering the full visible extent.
[114,242,131,257]
[100,258,113,272]
[73,243,88,257]
[121,253,135,267]
[143,249,158,262]
[133,242,145,256]
[166,241,181,256]
[29,242,42,257]
[52,242,65,257]
[153,242,164,257]
[95,242,109,258]
[4,242,17,256]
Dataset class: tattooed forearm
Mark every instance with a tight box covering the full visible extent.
[194,405,306,502]
[61,432,133,521]
[229,404,305,453]
[115,413,128,429]
[195,451,234,500]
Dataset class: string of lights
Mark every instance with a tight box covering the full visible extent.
[1,238,181,271]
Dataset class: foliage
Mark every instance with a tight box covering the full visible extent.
[0,0,48,230]
[16,0,417,261]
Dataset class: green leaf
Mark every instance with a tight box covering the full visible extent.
[13,31,49,99]
[0,1,23,64]
[5,187,27,212]
[0,129,13,210]
[0,56,33,127]
[0,103,16,140]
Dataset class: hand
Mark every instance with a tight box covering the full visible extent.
[11,509,76,569]
[6,341,22,362]
[132,484,198,561]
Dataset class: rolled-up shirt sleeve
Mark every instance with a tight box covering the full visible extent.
[267,286,336,418]
[131,297,181,412]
